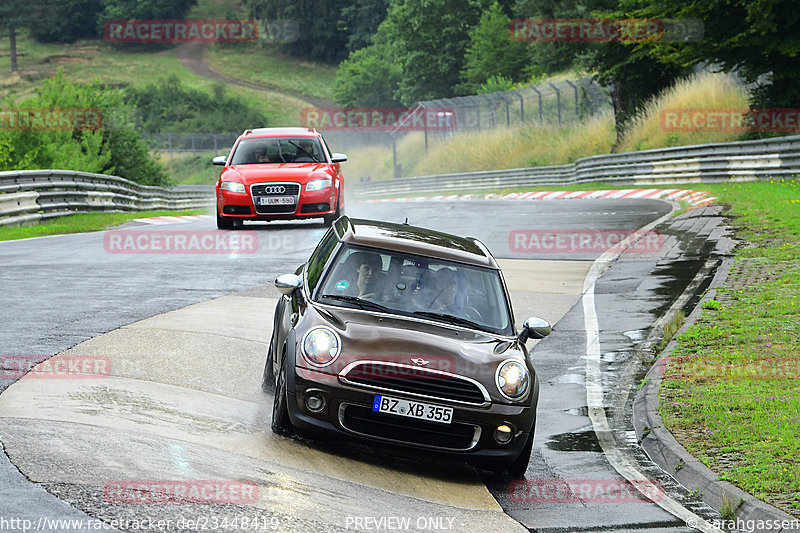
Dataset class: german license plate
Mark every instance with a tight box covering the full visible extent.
[258,196,294,205]
[372,394,453,424]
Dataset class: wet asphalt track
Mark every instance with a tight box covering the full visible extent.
[0,198,728,532]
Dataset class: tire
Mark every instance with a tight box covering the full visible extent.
[216,208,234,230]
[504,432,534,478]
[261,339,274,392]
[323,194,342,226]
[271,355,294,436]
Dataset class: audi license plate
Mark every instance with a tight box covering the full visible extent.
[372,394,453,424]
[258,196,294,206]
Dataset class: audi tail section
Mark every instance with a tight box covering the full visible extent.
[265,216,552,476]
[213,127,347,229]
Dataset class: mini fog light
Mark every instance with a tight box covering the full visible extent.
[494,424,513,444]
[306,393,325,413]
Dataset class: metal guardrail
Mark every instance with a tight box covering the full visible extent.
[0,170,214,226]
[353,135,800,198]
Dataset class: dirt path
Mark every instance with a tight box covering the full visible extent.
[176,43,334,108]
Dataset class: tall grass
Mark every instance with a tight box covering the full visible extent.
[619,71,751,152]
[343,111,615,181]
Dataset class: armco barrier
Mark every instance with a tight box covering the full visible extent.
[0,170,213,226]
[353,134,800,198]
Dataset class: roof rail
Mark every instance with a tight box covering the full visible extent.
[242,129,252,136]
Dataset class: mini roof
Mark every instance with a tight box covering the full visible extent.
[332,217,497,268]
[243,127,318,136]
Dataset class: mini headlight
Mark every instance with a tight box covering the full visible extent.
[305,178,332,191]
[220,181,245,193]
[496,360,530,400]
[301,327,341,366]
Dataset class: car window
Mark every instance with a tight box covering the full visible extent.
[316,244,513,335]
[306,227,340,294]
[230,137,323,165]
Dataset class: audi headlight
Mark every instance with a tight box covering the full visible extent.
[496,360,530,400]
[220,181,245,193]
[301,327,341,366]
[305,179,332,192]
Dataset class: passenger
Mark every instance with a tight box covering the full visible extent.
[348,252,383,299]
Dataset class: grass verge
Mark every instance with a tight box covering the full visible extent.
[658,179,800,517]
[0,209,208,241]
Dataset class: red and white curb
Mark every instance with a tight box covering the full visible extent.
[133,215,212,225]
[366,189,716,208]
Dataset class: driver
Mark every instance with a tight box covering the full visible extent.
[430,268,460,312]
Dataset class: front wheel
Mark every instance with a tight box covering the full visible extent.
[261,339,274,391]
[271,356,294,436]
[504,432,534,478]
[323,194,343,226]
[216,208,234,230]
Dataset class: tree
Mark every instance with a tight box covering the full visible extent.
[97,0,198,29]
[386,0,493,104]
[0,0,49,72]
[247,0,351,63]
[29,0,104,43]
[634,0,800,109]
[340,0,389,52]
[458,2,531,94]
[0,71,168,185]
[332,41,402,106]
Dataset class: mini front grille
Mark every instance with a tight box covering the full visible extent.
[339,404,480,450]
[341,362,489,406]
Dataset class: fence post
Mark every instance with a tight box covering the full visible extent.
[548,83,562,126]
[565,79,579,118]
[531,87,543,123]
[514,89,524,124]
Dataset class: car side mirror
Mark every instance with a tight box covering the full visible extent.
[275,274,303,296]
[518,316,551,345]
[331,153,347,163]
[212,155,227,166]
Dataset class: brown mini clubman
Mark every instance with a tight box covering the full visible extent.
[264,216,551,476]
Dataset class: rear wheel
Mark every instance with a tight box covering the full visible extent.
[271,354,294,436]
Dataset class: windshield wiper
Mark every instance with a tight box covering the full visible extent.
[413,311,483,330]
[321,294,389,312]
[275,140,286,162]
[288,140,320,162]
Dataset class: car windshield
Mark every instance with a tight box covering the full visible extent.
[316,244,513,335]
[230,137,323,165]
